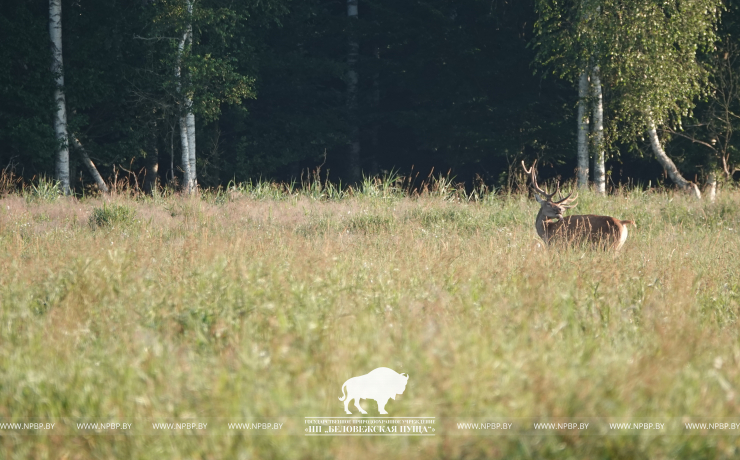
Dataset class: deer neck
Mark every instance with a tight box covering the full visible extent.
[535,207,557,243]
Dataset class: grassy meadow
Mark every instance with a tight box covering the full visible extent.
[1,178,740,459]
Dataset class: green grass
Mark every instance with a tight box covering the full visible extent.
[89,203,136,229]
[1,186,739,458]
[23,176,61,204]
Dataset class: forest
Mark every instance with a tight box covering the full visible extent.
[1,0,738,194]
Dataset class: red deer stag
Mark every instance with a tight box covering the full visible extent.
[522,161,636,250]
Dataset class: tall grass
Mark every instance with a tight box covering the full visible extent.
[0,184,739,458]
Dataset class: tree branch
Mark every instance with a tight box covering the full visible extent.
[663,128,718,152]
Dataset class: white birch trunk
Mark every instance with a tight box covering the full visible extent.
[49,0,71,195]
[706,171,717,202]
[177,98,191,192]
[71,136,109,193]
[186,110,196,189]
[185,0,196,190]
[577,70,590,189]
[179,119,190,191]
[175,1,192,193]
[145,126,159,194]
[592,66,605,194]
[647,122,701,199]
[346,0,361,182]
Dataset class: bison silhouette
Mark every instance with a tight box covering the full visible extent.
[338,367,409,415]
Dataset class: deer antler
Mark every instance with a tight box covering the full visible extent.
[522,160,557,200]
[555,191,578,208]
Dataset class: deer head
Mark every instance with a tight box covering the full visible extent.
[522,160,578,221]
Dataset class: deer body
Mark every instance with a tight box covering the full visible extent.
[535,210,635,250]
[524,161,635,251]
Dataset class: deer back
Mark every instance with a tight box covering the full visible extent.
[545,214,633,250]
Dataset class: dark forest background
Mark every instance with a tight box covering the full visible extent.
[1,0,739,191]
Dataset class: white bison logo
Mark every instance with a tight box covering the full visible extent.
[338,367,409,415]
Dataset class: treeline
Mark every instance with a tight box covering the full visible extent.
[0,0,738,193]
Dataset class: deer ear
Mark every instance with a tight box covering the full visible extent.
[534,194,545,204]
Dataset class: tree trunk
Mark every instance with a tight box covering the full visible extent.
[647,122,701,199]
[592,66,605,194]
[186,111,196,189]
[179,111,190,192]
[175,0,193,193]
[71,136,109,193]
[185,1,197,190]
[576,70,590,189]
[705,150,718,202]
[346,0,361,183]
[49,0,71,195]
[144,126,159,194]
[706,171,717,203]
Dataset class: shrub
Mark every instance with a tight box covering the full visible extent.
[24,176,61,203]
[89,203,135,229]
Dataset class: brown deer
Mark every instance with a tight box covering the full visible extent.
[522,161,636,250]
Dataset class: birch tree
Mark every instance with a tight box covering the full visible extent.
[576,71,590,188]
[592,65,605,193]
[596,0,722,198]
[535,0,722,196]
[669,36,740,196]
[49,0,70,195]
[535,0,601,190]
[175,0,196,194]
[144,0,254,192]
[647,123,701,197]
[185,2,197,190]
[145,123,159,195]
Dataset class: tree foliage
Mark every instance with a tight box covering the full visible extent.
[600,0,723,140]
[535,0,723,140]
